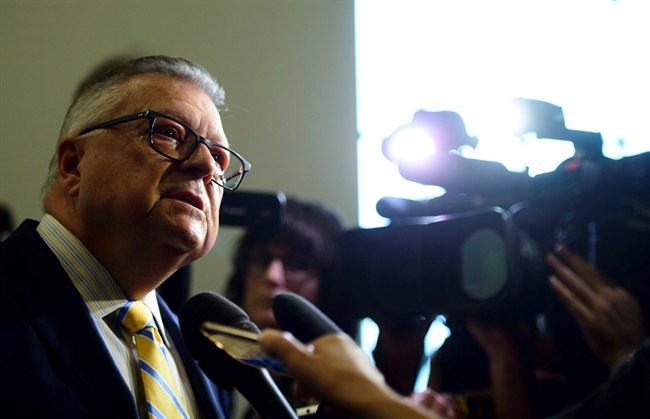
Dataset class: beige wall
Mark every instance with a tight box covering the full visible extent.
[0,0,358,296]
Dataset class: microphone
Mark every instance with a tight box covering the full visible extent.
[179,292,298,419]
[272,292,342,343]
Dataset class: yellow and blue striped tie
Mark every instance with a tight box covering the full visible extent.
[117,301,189,419]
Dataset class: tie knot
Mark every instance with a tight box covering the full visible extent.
[117,301,155,334]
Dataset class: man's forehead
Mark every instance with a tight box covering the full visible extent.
[121,73,216,109]
[117,73,224,138]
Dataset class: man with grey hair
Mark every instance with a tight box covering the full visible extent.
[0,55,250,418]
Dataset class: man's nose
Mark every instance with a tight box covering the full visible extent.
[180,142,217,184]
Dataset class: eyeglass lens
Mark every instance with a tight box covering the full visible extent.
[151,115,245,189]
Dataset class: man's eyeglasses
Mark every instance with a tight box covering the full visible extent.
[79,110,251,191]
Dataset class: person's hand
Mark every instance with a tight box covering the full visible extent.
[465,317,526,365]
[374,316,434,395]
[259,329,442,419]
[260,330,386,405]
[546,243,646,368]
[410,389,464,419]
[465,317,537,419]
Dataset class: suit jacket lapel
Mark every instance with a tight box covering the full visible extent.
[7,221,138,418]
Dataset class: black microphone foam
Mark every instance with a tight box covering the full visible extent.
[179,292,297,419]
[272,292,342,343]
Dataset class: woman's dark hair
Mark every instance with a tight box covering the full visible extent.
[225,196,357,335]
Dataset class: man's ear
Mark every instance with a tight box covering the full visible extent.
[57,137,83,197]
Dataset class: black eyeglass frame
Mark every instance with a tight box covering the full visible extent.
[78,110,251,191]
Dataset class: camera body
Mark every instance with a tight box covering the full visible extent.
[339,206,546,319]
[335,147,650,397]
[335,150,650,323]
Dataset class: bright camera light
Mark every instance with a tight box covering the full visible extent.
[383,127,436,164]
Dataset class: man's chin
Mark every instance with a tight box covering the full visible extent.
[154,223,209,257]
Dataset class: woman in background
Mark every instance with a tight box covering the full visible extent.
[225,196,357,418]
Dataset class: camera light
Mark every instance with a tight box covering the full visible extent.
[382,126,437,164]
[382,110,478,168]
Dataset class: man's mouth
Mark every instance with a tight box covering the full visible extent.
[170,192,204,211]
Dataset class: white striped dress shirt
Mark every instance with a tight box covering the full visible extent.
[36,214,202,418]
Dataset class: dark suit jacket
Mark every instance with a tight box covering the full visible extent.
[0,220,231,418]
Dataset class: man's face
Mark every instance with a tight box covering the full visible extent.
[71,73,225,266]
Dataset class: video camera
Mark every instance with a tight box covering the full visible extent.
[335,99,650,323]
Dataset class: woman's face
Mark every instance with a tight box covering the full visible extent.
[241,242,321,329]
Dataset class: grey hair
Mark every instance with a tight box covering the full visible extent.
[42,55,226,198]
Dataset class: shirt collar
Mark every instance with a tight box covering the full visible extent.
[37,213,170,345]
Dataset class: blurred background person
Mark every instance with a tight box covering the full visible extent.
[224,195,356,418]
[225,195,352,333]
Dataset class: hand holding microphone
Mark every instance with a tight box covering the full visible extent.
[179,291,441,419]
[267,292,444,419]
[261,329,400,415]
